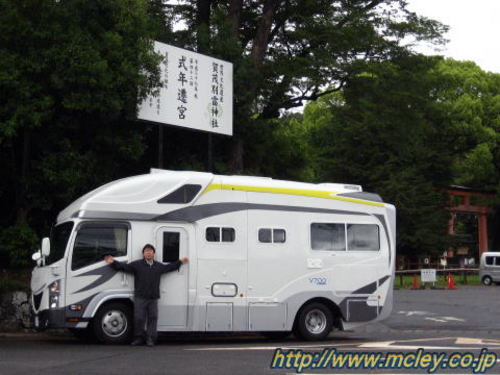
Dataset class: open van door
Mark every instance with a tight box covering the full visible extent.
[155,226,190,328]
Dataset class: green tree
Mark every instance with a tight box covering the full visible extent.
[0,0,161,267]
[430,59,500,250]
[306,54,454,256]
[431,59,500,189]
[164,0,447,171]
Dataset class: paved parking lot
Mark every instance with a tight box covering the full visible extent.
[1,286,500,374]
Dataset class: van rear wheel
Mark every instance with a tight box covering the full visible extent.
[482,276,493,286]
[294,302,333,341]
[93,302,132,344]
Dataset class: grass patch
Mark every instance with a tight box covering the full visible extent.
[394,272,481,289]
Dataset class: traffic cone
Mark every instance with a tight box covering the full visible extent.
[411,274,420,289]
[447,273,457,290]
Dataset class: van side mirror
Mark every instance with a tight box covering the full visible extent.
[32,251,42,266]
[41,237,50,257]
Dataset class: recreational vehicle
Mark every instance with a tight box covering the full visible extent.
[30,169,396,343]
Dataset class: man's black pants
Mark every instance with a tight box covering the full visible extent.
[134,297,158,342]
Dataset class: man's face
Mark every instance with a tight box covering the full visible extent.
[143,248,155,261]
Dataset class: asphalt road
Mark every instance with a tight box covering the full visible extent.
[2,286,500,375]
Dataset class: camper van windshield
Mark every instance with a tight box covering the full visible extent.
[46,222,74,265]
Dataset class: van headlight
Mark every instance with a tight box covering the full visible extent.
[49,280,60,309]
[49,280,60,293]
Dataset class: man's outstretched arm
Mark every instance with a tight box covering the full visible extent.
[160,257,189,274]
[104,255,135,273]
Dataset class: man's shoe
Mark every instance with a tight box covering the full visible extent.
[130,338,144,346]
[146,338,154,347]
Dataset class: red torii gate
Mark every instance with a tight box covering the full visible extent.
[445,186,494,256]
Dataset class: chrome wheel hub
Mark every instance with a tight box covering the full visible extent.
[101,310,127,337]
[305,309,327,334]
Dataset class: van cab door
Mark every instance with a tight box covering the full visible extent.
[155,226,190,328]
[66,222,131,311]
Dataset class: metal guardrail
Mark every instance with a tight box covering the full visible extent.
[396,268,479,274]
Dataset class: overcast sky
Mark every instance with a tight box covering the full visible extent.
[406,0,500,73]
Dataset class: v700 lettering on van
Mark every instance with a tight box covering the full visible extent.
[30,169,396,343]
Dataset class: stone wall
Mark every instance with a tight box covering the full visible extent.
[0,291,31,332]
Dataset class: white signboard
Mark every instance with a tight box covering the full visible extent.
[420,269,437,283]
[138,41,233,136]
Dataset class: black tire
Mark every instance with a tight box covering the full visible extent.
[68,327,96,343]
[294,302,333,341]
[482,276,493,286]
[93,302,133,344]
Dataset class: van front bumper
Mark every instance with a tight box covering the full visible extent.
[32,308,89,330]
[32,308,65,330]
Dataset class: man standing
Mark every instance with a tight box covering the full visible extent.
[104,244,188,347]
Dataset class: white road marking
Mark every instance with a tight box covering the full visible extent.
[425,317,448,323]
[397,310,431,316]
[456,337,500,346]
[187,336,497,351]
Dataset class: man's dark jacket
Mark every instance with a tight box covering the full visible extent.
[110,259,182,299]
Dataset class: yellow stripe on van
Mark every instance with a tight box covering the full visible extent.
[202,184,385,207]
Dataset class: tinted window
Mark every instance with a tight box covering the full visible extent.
[46,222,74,265]
[273,229,286,243]
[158,184,201,203]
[72,225,127,270]
[222,228,235,242]
[206,227,235,242]
[259,228,286,243]
[495,257,500,266]
[311,223,346,251]
[485,256,494,266]
[206,227,220,242]
[258,229,272,243]
[163,232,179,262]
[347,224,379,251]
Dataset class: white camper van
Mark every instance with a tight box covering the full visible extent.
[30,169,396,343]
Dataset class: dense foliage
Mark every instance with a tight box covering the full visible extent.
[0,0,160,267]
[0,0,499,268]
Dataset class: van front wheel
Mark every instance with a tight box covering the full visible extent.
[93,302,133,344]
[295,302,333,341]
[482,276,493,286]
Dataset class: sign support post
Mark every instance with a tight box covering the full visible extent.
[158,125,164,169]
[207,133,213,171]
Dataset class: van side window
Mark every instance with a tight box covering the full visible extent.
[163,232,179,262]
[311,223,346,251]
[495,257,500,266]
[72,225,128,270]
[206,227,220,242]
[486,256,494,266]
[222,228,235,242]
[206,227,235,242]
[258,228,286,243]
[157,184,202,204]
[347,224,379,251]
[274,229,286,243]
[258,229,272,243]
